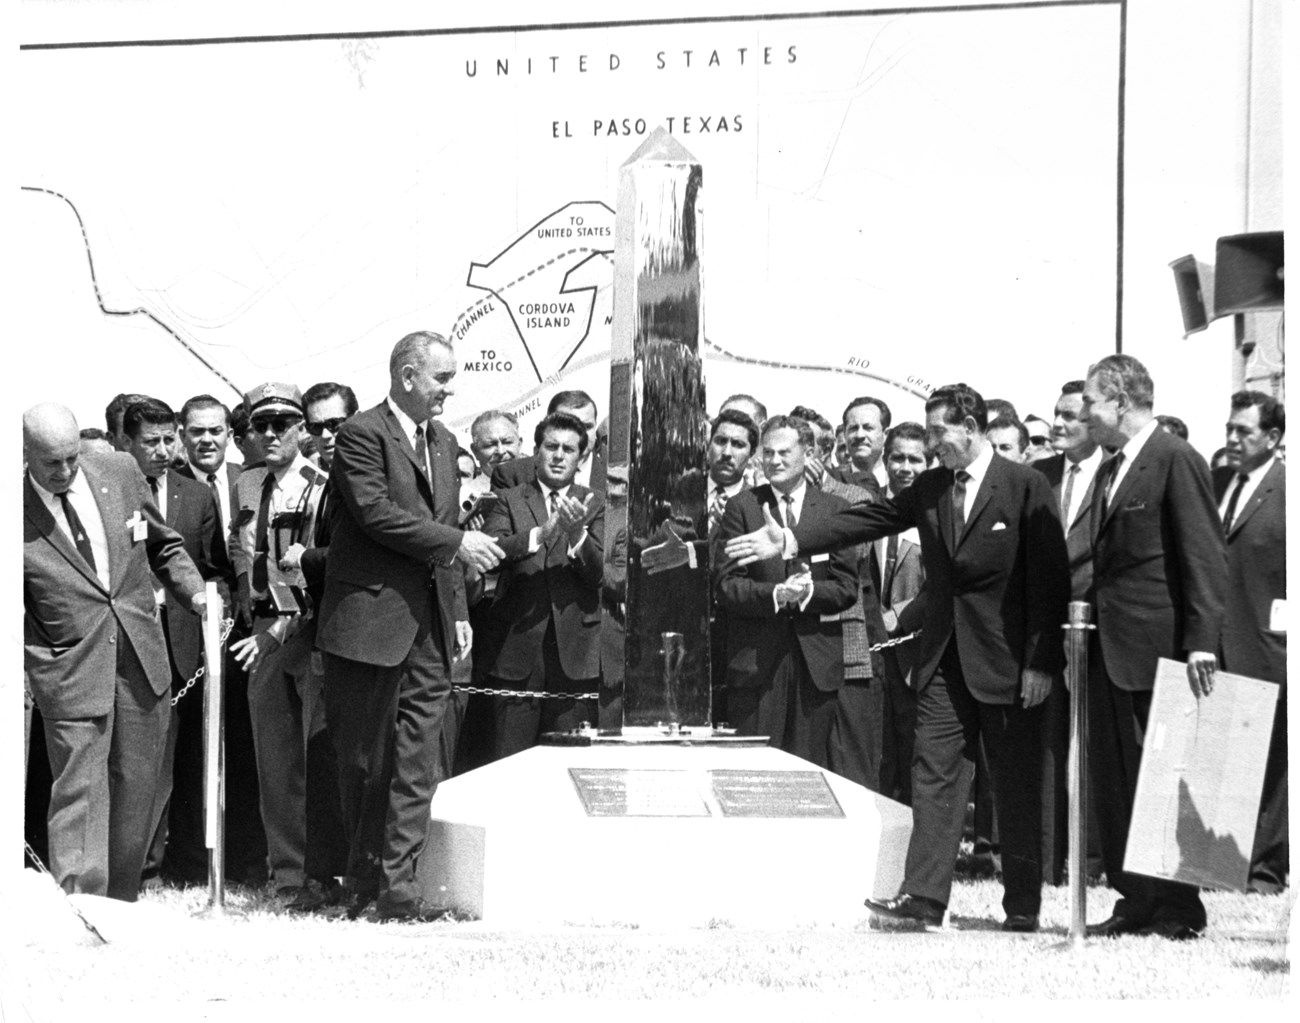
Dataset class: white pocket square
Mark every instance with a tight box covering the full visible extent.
[991,522,1007,531]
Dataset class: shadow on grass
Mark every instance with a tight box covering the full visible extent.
[1245,956,1289,975]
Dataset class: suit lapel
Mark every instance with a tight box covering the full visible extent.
[1068,471,1097,534]
[82,459,127,592]
[958,460,998,547]
[1228,459,1283,538]
[380,403,435,509]
[525,481,550,533]
[24,476,104,589]
[165,469,182,528]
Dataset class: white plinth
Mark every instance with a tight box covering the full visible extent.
[417,744,911,926]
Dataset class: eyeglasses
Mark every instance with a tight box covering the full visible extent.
[305,417,349,437]
[250,414,302,435]
[1027,435,1051,446]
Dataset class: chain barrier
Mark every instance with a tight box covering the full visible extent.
[22,840,108,944]
[447,631,920,700]
[171,617,235,707]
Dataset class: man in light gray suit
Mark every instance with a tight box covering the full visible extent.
[24,402,205,901]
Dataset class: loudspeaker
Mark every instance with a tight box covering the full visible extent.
[1169,255,1216,337]
[1214,231,1284,315]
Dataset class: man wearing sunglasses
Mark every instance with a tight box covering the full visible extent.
[228,382,329,901]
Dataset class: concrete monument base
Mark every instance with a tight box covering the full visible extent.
[416,743,911,926]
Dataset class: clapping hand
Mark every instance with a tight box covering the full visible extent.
[774,566,813,609]
[540,493,593,547]
[723,504,786,566]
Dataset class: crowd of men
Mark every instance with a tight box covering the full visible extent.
[23,333,1287,934]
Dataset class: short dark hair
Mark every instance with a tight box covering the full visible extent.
[79,427,109,441]
[1156,414,1189,441]
[761,414,815,450]
[721,393,767,425]
[123,398,177,438]
[1088,354,1154,411]
[303,382,359,417]
[1231,389,1285,435]
[925,383,988,432]
[534,410,590,453]
[456,446,479,477]
[179,394,232,429]
[230,402,251,441]
[884,421,926,457]
[842,396,892,430]
[710,408,759,453]
[789,405,833,434]
[1060,380,1086,396]
[984,398,1018,422]
[1024,414,1049,429]
[987,414,1029,452]
[547,390,596,416]
[106,392,149,435]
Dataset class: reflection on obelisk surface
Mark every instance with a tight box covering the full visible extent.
[605,128,711,732]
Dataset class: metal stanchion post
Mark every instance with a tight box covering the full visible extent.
[197,581,230,918]
[1062,600,1095,948]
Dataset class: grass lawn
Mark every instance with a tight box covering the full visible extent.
[5,871,1291,1011]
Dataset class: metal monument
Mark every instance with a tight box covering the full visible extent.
[604,128,712,734]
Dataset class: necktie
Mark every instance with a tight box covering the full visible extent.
[148,476,159,496]
[951,469,970,547]
[782,493,797,529]
[207,472,224,533]
[1101,452,1124,517]
[1060,463,1080,527]
[549,489,560,516]
[1222,473,1248,534]
[58,492,97,573]
[881,532,899,609]
[709,487,727,534]
[414,424,431,482]
[252,471,275,592]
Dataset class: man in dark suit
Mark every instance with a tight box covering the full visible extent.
[490,389,607,494]
[726,384,1069,932]
[316,331,504,922]
[116,398,233,886]
[871,422,928,806]
[716,415,859,765]
[1079,354,1226,940]
[1033,379,1106,884]
[479,411,605,757]
[829,396,890,493]
[175,392,267,886]
[705,409,758,727]
[1216,389,1286,895]
[24,402,206,901]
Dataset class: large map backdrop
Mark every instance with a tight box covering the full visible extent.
[17,2,1121,442]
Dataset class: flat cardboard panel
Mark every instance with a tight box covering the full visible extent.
[1124,658,1278,892]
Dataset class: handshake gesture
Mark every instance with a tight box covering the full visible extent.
[539,491,595,548]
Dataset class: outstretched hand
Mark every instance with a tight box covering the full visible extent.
[722,503,786,566]
[642,523,692,575]
[457,530,505,572]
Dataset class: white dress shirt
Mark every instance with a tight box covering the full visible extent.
[1108,417,1160,499]
[1061,446,1104,528]
[1218,454,1276,525]
[31,469,111,591]
[958,442,995,520]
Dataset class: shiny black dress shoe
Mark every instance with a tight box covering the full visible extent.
[1002,914,1039,933]
[345,889,378,921]
[286,879,344,914]
[1085,913,1148,938]
[374,893,446,923]
[864,894,946,927]
[1139,920,1202,941]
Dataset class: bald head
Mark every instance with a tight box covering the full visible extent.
[24,403,82,494]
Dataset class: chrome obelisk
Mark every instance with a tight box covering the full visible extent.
[606,129,711,733]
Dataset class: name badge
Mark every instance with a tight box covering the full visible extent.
[810,553,830,564]
[128,511,147,542]
[1270,599,1287,633]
